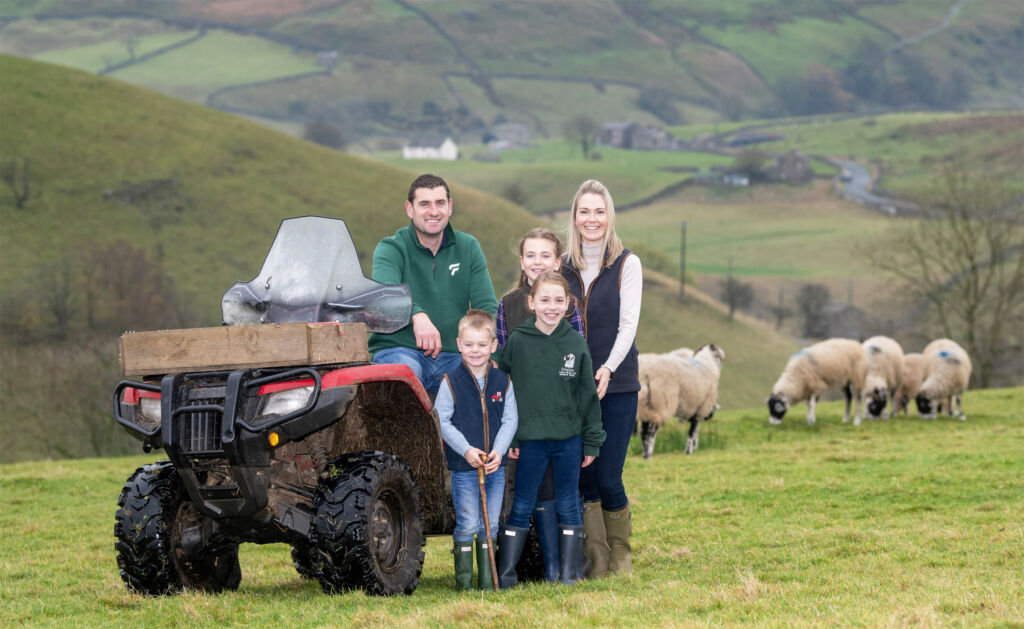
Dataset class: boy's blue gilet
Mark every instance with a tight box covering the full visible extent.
[443,363,510,471]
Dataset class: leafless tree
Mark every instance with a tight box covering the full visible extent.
[563,114,599,160]
[1,156,31,209]
[866,167,1024,387]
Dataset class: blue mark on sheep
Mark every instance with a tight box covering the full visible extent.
[938,351,951,358]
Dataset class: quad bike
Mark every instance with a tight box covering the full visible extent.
[112,216,452,596]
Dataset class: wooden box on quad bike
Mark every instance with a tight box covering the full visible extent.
[119,322,369,377]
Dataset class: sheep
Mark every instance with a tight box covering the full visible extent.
[861,336,905,420]
[893,352,925,416]
[767,338,867,426]
[916,339,972,420]
[636,343,725,459]
[668,347,694,360]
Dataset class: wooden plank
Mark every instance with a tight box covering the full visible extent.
[120,322,369,377]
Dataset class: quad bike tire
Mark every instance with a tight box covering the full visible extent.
[114,460,242,595]
[309,451,425,596]
[290,542,317,580]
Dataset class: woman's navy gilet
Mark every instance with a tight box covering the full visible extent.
[562,249,641,395]
[443,363,510,471]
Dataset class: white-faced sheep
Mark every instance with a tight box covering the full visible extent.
[916,339,972,420]
[767,338,867,426]
[636,344,724,459]
[893,352,925,416]
[862,336,905,420]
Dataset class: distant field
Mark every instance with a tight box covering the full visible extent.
[109,30,322,94]
[700,16,893,84]
[750,111,1024,195]
[618,181,892,280]
[3,387,1021,626]
[34,30,197,72]
[375,139,733,213]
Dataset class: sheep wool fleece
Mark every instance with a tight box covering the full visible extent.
[498,318,605,457]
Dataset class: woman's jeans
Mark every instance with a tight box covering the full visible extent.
[506,435,583,528]
[451,467,505,542]
[579,392,637,511]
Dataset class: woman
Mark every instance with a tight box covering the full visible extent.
[560,179,642,577]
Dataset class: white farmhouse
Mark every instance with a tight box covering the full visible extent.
[402,133,458,160]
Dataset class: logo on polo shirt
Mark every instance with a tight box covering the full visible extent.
[448,262,461,276]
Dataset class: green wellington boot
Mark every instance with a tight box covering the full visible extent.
[453,539,475,590]
[582,501,609,578]
[476,536,496,590]
[604,504,632,574]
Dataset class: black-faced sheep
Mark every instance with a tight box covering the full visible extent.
[862,336,905,420]
[636,343,725,458]
[767,338,867,426]
[893,352,925,416]
[916,339,972,420]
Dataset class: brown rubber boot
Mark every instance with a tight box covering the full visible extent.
[603,503,632,574]
[582,501,609,578]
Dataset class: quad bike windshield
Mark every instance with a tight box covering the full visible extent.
[221,216,412,333]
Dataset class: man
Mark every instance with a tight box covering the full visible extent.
[369,174,498,392]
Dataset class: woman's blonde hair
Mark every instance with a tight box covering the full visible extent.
[512,227,564,290]
[565,179,623,270]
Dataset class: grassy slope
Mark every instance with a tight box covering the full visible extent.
[0,54,536,320]
[0,56,797,461]
[2,0,1021,143]
[2,387,1020,627]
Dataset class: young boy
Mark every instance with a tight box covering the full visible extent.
[435,310,518,590]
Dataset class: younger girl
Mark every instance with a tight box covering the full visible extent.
[496,228,583,349]
[496,229,585,582]
[496,271,605,587]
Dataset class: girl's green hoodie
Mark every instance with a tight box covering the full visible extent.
[498,317,606,457]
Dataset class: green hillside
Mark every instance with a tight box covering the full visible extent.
[0,56,798,462]
[0,0,1020,144]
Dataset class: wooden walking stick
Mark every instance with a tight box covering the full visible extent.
[477,455,499,591]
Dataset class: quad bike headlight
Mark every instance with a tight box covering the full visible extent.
[138,397,162,430]
[259,386,314,419]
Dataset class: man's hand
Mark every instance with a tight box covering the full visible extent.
[412,312,442,358]
[463,447,486,468]
[483,451,501,474]
[582,455,596,468]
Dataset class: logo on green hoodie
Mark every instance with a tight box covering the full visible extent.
[559,353,577,377]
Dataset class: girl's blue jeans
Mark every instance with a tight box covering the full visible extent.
[506,435,583,528]
[451,467,505,542]
[579,392,638,511]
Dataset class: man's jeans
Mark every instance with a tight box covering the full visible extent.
[451,467,505,542]
[371,346,462,393]
[505,435,583,528]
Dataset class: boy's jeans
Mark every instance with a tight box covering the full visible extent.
[451,467,505,542]
[372,346,462,393]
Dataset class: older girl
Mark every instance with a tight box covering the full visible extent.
[560,179,642,577]
[496,228,585,582]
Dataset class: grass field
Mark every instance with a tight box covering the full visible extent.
[617,181,893,280]
[2,388,1021,627]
